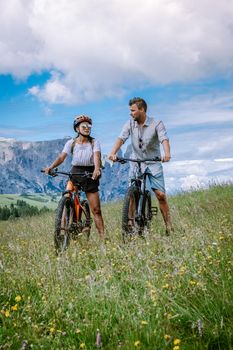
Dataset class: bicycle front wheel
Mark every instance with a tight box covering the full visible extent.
[78,200,92,239]
[122,186,140,241]
[143,190,152,231]
[54,196,73,253]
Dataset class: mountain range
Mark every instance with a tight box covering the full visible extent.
[0,137,129,201]
[1,137,232,201]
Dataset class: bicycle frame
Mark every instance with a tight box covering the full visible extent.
[130,163,148,223]
[117,157,161,224]
[51,169,92,220]
[63,180,83,222]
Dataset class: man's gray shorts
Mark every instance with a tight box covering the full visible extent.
[146,168,165,193]
[129,166,165,193]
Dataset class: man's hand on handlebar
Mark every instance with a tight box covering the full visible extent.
[42,167,53,175]
[108,153,117,162]
[161,154,171,162]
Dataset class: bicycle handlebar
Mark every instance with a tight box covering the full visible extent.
[41,169,93,178]
[116,156,161,164]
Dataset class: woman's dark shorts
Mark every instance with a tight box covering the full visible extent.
[71,166,99,193]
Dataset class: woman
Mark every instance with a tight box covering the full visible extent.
[44,115,105,240]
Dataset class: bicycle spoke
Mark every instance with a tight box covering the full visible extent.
[54,197,73,253]
[122,186,140,241]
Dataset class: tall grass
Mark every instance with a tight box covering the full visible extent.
[0,185,233,349]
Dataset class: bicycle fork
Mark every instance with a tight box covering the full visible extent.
[136,177,158,224]
[135,177,146,227]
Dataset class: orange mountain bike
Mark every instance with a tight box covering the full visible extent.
[42,169,92,253]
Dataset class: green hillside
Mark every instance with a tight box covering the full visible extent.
[0,193,59,209]
[0,185,232,349]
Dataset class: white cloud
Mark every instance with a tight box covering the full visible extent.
[197,136,233,156]
[166,127,233,161]
[215,158,233,162]
[179,174,208,191]
[155,92,233,127]
[28,71,75,104]
[164,158,233,193]
[1,0,233,103]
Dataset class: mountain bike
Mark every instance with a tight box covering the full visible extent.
[41,169,92,254]
[116,157,160,242]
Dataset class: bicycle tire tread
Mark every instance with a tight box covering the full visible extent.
[54,196,73,253]
[122,186,140,240]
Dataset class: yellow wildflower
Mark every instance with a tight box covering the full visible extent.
[49,327,56,333]
[189,280,197,286]
[11,304,18,311]
[76,328,81,334]
[134,340,141,347]
[5,310,10,317]
[15,295,22,302]
[174,338,181,345]
[164,334,171,341]
[180,266,187,273]
[173,346,180,350]
[79,343,86,349]
[140,320,148,325]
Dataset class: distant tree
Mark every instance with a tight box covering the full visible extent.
[0,200,51,221]
[0,206,11,220]
[16,200,27,207]
[9,203,20,218]
[40,206,50,214]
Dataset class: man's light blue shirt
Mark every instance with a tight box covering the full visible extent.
[119,116,169,176]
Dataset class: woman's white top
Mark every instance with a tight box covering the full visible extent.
[62,138,101,166]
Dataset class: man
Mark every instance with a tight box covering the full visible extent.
[108,97,173,235]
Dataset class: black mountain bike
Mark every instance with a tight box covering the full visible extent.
[116,157,160,241]
[41,169,92,253]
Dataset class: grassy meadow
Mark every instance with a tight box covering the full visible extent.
[0,185,233,349]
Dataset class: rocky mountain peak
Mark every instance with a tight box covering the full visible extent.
[0,137,128,201]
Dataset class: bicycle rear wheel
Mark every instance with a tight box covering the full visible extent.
[122,186,140,241]
[54,196,73,253]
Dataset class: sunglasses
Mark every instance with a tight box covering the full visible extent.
[80,124,92,129]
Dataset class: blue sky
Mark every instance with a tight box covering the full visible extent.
[1,0,233,191]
